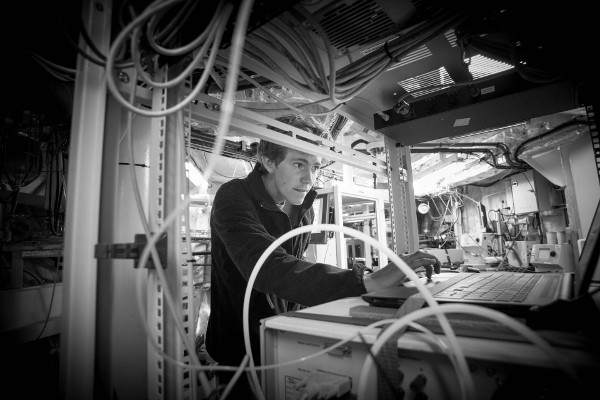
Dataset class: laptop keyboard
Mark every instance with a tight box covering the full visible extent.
[434,272,543,302]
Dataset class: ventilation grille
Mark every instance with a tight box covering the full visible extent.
[386,45,432,70]
[386,29,454,71]
[444,30,458,47]
[398,54,514,98]
[468,54,513,79]
[318,0,396,50]
[398,68,454,98]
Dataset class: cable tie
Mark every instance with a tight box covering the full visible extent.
[384,41,399,63]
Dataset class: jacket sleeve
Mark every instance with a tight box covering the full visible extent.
[210,184,366,307]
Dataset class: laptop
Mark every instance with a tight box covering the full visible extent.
[361,199,600,319]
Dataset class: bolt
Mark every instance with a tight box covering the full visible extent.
[393,100,411,116]
[117,71,129,83]
[95,3,104,12]
[468,84,481,98]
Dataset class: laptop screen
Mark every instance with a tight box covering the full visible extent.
[575,198,600,297]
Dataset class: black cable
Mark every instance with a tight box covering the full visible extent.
[51,1,134,69]
[54,182,65,235]
[117,0,136,30]
[154,0,199,45]
[8,189,20,221]
[51,5,105,67]
[77,17,107,61]
[23,269,44,285]
[45,138,60,237]
[520,171,535,195]
[34,256,61,341]
[513,117,585,163]
[350,139,370,156]
[18,127,44,188]
[53,142,62,234]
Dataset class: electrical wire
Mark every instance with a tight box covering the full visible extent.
[133,262,412,385]
[105,0,229,118]
[34,257,61,341]
[356,303,582,400]
[220,4,472,105]
[145,0,202,54]
[243,223,473,400]
[134,3,228,89]
[123,65,211,396]
[514,117,585,163]
[52,1,134,69]
[217,61,344,117]
[219,354,250,400]
[134,267,224,374]
[202,0,255,183]
[116,2,257,398]
[179,106,203,397]
[27,49,77,81]
[94,2,582,398]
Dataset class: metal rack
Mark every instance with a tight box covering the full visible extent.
[313,183,390,270]
[59,2,418,399]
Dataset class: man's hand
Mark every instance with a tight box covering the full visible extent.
[362,250,441,293]
[399,250,441,280]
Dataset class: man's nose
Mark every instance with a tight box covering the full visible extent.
[302,169,315,184]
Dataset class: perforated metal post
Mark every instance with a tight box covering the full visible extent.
[383,137,418,255]
[147,68,198,400]
[377,137,419,400]
[147,71,168,399]
[585,104,600,185]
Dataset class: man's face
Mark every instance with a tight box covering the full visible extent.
[265,148,322,205]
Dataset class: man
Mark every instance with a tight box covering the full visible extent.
[205,115,440,398]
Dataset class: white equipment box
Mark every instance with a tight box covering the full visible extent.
[260,297,597,400]
[530,243,575,272]
[459,233,496,255]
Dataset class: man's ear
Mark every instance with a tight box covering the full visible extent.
[262,157,276,174]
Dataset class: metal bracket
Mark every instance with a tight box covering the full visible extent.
[94,233,167,269]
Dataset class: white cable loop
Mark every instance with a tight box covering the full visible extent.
[242,223,473,400]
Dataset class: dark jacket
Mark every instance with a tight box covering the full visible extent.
[206,164,366,368]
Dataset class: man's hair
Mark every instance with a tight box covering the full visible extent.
[256,114,329,174]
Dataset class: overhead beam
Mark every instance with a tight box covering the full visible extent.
[375,74,582,145]
[191,93,388,177]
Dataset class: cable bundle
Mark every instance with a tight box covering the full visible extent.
[106,0,234,118]
[101,1,257,399]
[223,4,473,105]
